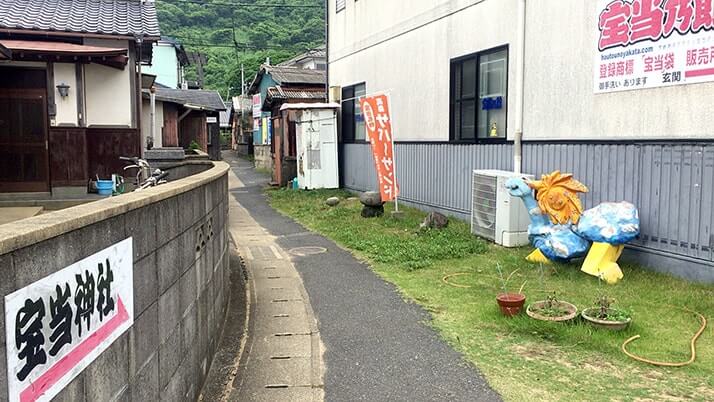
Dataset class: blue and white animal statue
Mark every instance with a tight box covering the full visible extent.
[505,172,640,284]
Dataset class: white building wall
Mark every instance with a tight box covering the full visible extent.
[523,1,714,140]
[331,0,714,141]
[329,0,714,280]
[83,38,133,127]
[141,99,164,148]
[144,42,180,88]
[298,59,317,69]
[329,0,519,141]
[53,63,78,126]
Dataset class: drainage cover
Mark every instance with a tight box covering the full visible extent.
[289,246,327,256]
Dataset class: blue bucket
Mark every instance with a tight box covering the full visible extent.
[96,180,114,196]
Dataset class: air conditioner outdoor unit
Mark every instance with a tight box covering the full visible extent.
[471,170,533,247]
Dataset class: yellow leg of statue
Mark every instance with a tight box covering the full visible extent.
[526,249,551,264]
[581,243,625,284]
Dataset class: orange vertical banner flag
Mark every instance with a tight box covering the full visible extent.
[360,94,399,202]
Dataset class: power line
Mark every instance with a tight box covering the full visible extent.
[157,0,322,9]
[180,42,309,51]
[170,36,314,51]
[168,31,319,49]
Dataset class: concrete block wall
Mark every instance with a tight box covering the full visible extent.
[254,144,273,172]
[0,163,230,402]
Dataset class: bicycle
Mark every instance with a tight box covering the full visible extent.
[119,156,169,191]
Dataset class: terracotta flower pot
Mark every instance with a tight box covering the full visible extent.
[496,293,526,317]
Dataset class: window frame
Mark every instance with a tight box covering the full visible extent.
[340,82,367,144]
[449,45,509,144]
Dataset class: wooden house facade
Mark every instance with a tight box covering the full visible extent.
[142,86,226,160]
[0,0,160,193]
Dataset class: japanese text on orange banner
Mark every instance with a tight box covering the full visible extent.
[360,95,399,202]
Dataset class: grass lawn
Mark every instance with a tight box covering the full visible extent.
[267,188,714,402]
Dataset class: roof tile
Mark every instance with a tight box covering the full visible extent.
[0,0,160,37]
[265,65,326,86]
[147,88,226,112]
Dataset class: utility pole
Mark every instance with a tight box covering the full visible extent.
[241,63,245,95]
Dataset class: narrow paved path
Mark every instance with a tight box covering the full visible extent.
[224,163,324,401]
[224,152,500,402]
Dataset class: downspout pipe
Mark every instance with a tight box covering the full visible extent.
[324,0,329,102]
[136,35,144,157]
[513,0,526,174]
[150,86,156,148]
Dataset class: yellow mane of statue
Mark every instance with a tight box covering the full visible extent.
[527,171,589,225]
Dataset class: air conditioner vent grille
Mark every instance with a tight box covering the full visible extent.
[472,173,497,240]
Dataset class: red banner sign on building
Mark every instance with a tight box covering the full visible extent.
[360,94,399,201]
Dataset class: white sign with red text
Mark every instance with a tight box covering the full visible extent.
[252,94,262,118]
[5,238,134,402]
[596,0,714,93]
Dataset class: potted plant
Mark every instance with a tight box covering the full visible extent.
[581,295,632,331]
[526,292,578,322]
[495,264,527,317]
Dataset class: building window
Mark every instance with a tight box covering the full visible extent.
[337,0,346,12]
[341,83,366,143]
[450,47,508,142]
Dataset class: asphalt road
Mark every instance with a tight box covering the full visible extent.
[226,154,501,402]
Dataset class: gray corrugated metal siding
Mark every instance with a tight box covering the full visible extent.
[342,142,714,264]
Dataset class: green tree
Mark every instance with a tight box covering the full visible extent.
[155,0,325,95]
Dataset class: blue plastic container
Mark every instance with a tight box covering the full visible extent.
[96,180,114,196]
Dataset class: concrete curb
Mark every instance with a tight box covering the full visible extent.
[198,249,249,402]
[220,166,324,401]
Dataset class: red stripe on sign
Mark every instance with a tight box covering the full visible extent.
[20,298,129,402]
[685,68,714,78]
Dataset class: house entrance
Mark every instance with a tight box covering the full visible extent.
[0,67,50,192]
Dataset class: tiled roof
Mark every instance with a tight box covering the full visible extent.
[249,64,325,94]
[266,86,326,102]
[278,46,326,67]
[145,88,226,112]
[0,0,160,38]
[266,65,325,85]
